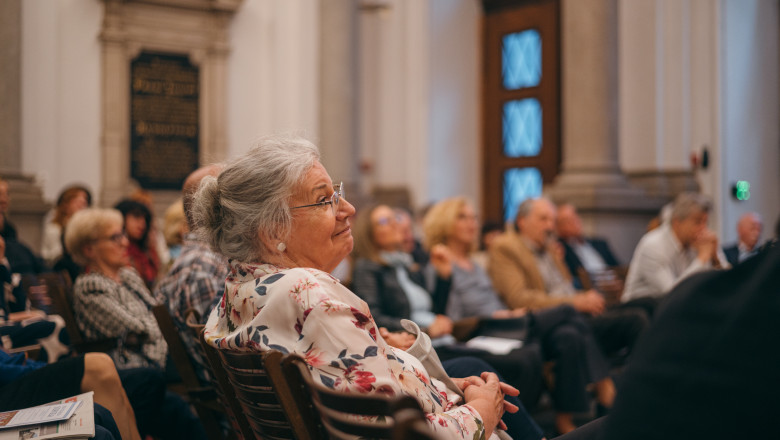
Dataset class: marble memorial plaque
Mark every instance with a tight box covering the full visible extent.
[130,52,199,189]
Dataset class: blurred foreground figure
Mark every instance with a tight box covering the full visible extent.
[603,242,780,440]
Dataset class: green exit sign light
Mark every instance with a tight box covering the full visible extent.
[733,180,751,201]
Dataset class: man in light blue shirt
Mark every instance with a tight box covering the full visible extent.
[623,193,728,304]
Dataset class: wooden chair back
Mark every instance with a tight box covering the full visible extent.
[196,328,254,440]
[213,348,321,440]
[282,353,432,440]
[151,304,225,440]
[23,272,116,353]
[392,407,438,440]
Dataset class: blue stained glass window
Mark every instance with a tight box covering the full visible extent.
[503,167,542,223]
[503,99,542,157]
[502,29,541,90]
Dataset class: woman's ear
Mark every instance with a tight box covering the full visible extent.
[257,230,281,255]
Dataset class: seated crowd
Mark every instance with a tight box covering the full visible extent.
[1,135,777,440]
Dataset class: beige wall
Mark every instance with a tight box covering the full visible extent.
[10,0,780,252]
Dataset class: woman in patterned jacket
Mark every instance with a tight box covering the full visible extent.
[66,207,208,440]
[65,208,167,371]
[195,135,528,440]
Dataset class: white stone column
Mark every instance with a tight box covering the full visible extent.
[99,2,132,207]
[356,0,430,209]
[1,0,49,250]
[0,0,21,175]
[318,1,360,193]
[548,0,665,262]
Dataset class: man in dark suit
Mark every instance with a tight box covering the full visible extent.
[723,211,763,266]
[601,241,780,440]
[556,203,619,289]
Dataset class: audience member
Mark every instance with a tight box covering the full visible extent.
[488,197,647,358]
[1,234,69,362]
[722,211,763,266]
[129,189,171,270]
[197,136,532,440]
[556,203,620,289]
[472,220,504,270]
[65,208,207,439]
[0,180,69,361]
[622,192,728,305]
[114,199,161,288]
[0,181,51,314]
[603,242,780,440]
[646,202,673,232]
[65,208,168,371]
[0,351,140,440]
[154,165,227,383]
[0,179,12,240]
[41,185,91,264]
[396,207,429,266]
[423,197,616,434]
[352,204,545,413]
[162,199,187,262]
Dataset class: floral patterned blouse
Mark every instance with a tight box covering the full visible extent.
[204,261,495,439]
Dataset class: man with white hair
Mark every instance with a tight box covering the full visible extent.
[722,212,763,266]
[622,192,728,304]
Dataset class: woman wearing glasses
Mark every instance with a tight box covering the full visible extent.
[65,208,167,371]
[350,204,548,413]
[197,136,538,440]
[66,209,210,439]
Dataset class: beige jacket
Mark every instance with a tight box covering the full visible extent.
[488,231,575,310]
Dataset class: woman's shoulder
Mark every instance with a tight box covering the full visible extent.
[270,267,344,293]
[74,272,113,294]
[118,266,145,282]
[228,265,343,299]
[42,222,62,237]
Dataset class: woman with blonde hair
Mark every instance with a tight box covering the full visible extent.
[424,197,616,434]
[351,204,549,430]
[65,208,167,371]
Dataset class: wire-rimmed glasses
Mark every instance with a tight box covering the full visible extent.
[290,181,343,216]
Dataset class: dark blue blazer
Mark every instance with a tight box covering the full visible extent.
[722,244,740,267]
[560,238,619,289]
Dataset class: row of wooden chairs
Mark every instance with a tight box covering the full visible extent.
[17,272,437,439]
[20,272,117,353]
[194,328,437,440]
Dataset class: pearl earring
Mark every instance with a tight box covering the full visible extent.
[277,242,286,252]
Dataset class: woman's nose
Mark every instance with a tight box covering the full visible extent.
[339,198,356,218]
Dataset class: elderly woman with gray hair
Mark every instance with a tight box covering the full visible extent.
[196,135,538,440]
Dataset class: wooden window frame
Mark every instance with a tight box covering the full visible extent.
[482,0,560,225]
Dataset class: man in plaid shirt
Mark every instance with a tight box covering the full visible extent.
[154,165,227,384]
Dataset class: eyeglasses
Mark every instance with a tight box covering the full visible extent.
[290,182,343,216]
[99,232,127,244]
[374,215,400,227]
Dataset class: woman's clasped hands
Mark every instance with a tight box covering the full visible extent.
[453,372,520,438]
